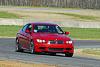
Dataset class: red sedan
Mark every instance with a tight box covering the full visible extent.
[16,22,74,57]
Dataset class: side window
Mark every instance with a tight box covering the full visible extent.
[22,24,28,32]
[22,24,32,32]
[28,24,32,31]
[34,25,38,33]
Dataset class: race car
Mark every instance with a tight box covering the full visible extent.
[16,22,74,57]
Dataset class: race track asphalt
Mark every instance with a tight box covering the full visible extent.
[0,38,100,67]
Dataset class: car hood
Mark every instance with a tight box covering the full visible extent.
[32,33,71,41]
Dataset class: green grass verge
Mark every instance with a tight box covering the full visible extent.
[62,27,100,39]
[0,11,19,18]
[82,48,100,56]
[0,25,100,39]
[0,25,22,37]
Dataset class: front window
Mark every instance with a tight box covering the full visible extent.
[34,25,64,34]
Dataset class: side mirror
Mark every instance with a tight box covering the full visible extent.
[65,32,70,35]
[25,29,30,33]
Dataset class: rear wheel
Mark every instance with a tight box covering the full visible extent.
[65,53,73,57]
[30,41,35,54]
[16,39,23,52]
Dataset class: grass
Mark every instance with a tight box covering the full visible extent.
[0,10,99,21]
[0,11,19,18]
[25,11,99,21]
[25,11,98,21]
[0,60,55,67]
[38,11,99,21]
[0,25,100,39]
[0,25,22,37]
[62,27,100,39]
[82,48,100,56]
[55,13,98,21]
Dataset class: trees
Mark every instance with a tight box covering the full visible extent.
[0,0,100,9]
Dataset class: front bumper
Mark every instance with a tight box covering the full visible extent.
[34,43,74,53]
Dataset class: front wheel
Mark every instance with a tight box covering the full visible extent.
[16,39,23,52]
[49,53,56,56]
[30,41,35,54]
[65,53,73,57]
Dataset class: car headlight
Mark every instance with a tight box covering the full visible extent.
[37,39,46,43]
[66,41,72,44]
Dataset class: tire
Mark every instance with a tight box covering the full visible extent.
[65,53,73,57]
[30,41,35,54]
[16,39,23,52]
[50,53,56,56]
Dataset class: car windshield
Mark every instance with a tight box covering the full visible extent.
[34,25,64,34]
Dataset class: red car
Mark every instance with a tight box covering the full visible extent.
[16,22,74,57]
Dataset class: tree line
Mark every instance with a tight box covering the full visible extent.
[0,0,100,9]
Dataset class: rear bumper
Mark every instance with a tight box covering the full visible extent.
[34,44,74,53]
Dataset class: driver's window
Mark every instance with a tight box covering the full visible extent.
[28,25,32,31]
[22,24,32,32]
[34,25,38,33]
[22,24,28,32]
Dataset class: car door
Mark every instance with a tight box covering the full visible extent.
[18,24,28,48]
[23,24,32,49]
[19,24,32,49]
[24,24,33,49]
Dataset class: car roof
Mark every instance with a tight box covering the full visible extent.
[29,22,57,26]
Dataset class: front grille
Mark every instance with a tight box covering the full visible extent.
[49,40,56,44]
[48,40,64,44]
[49,48,64,51]
[57,40,63,44]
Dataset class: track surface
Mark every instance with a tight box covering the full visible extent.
[0,38,100,67]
